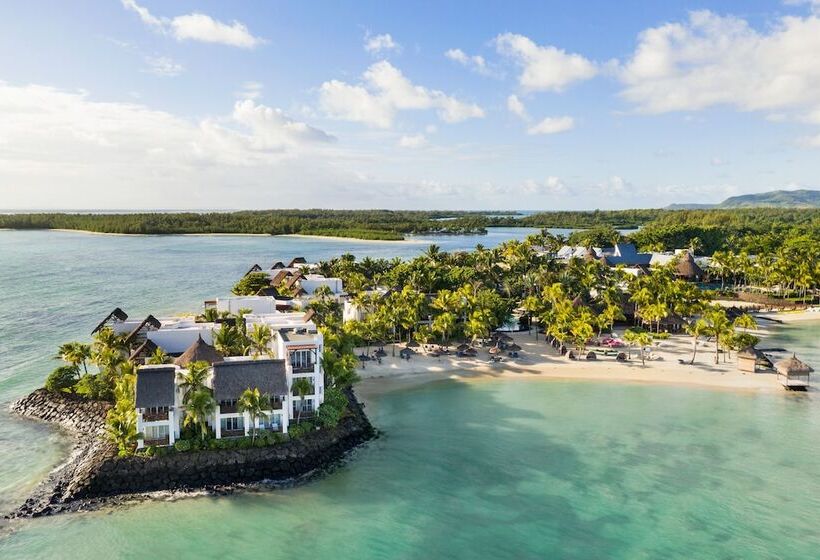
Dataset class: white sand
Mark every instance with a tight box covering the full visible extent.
[357,311,818,398]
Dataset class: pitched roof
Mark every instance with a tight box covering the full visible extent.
[270,270,290,286]
[135,366,176,408]
[91,307,128,334]
[270,261,285,269]
[212,359,288,401]
[775,354,814,376]
[288,257,307,267]
[174,335,223,367]
[284,273,303,290]
[256,286,281,297]
[123,315,162,346]
[583,247,599,261]
[302,309,316,323]
[676,252,704,279]
[244,264,262,276]
[129,339,158,362]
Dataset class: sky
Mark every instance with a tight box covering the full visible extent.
[1,0,820,210]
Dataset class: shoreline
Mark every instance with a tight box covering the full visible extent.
[276,233,425,244]
[356,312,819,400]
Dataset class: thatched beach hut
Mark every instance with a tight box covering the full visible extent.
[774,354,813,389]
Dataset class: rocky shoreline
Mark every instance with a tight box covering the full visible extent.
[6,388,375,518]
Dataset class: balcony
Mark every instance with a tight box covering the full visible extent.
[292,364,316,374]
[271,400,283,410]
[142,410,169,422]
[143,436,170,447]
[220,403,238,414]
[221,429,245,438]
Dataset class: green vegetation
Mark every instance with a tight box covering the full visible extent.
[0,210,491,239]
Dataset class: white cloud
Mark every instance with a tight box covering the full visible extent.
[522,176,566,195]
[318,60,484,128]
[236,81,263,100]
[710,157,729,166]
[507,94,527,119]
[364,33,400,54]
[398,134,427,148]
[527,116,574,135]
[445,48,491,75]
[122,0,264,48]
[495,33,597,92]
[620,11,820,117]
[143,56,183,77]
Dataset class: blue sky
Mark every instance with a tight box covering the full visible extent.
[1,0,819,210]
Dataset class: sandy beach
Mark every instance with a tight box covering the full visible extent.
[357,310,819,399]
[276,233,426,244]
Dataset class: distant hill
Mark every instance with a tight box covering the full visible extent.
[667,189,819,210]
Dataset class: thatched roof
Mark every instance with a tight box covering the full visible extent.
[123,315,162,346]
[284,273,303,290]
[256,286,281,297]
[676,252,704,279]
[288,257,307,267]
[737,346,759,359]
[129,339,157,362]
[135,366,176,409]
[213,359,288,401]
[302,309,316,324]
[775,354,814,376]
[244,264,262,276]
[583,247,598,261]
[270,270,291,286]
[270,261,285,269]
[92,307,128,334]
[174,335,223,367]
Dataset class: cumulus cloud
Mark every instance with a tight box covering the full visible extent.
[364,33,400,54]
[495,33,597,92]
[444,48,491,76]
[507,94,528,119]
[398,134,427,148]
[122,0,264,48]
[143,56,183,77]
[620,10,820,116]
[235,81,264,100]
[527,116,574,135]
[318,60,484,128]
[522,176,566,194]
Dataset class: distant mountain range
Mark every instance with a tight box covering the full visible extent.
[667,189,820,210]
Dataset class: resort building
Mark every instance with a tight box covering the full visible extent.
[135,365,179,449]
[212,359,289,437]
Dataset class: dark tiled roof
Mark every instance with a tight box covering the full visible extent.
[91,307,128,334]
[212,359,288,401]
[174,335,223,367]
[245,264,262,276]
[288,257,307,267]
[270,261,285,269]
[135,366,176,408]
[270,270,290,285]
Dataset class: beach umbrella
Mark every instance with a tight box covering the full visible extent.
[456,343,470,351]
[508,343,521,352]
[497,333,513,342]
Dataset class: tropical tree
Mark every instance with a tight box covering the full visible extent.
[291,377,314,424]
[184,389,216,441]
[685,318,708,365]
[213,322,247,356]
[56,342,92,375]
[321,349,359,388]
[237,387,271,443]
[45,365,80,393]
[246,323,273,358]
[178,360,211,404]
[106,372,138,456]
[701,307,734,364]
[146,347,171,365]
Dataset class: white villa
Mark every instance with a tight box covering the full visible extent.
[97,302,326,449]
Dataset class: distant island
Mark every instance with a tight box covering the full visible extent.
[667,189,820,210]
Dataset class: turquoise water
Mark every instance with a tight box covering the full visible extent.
[1,230,819,559]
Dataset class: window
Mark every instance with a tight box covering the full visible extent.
[144,424,169,441]
[221,417,244,432]
[290,349,314,371]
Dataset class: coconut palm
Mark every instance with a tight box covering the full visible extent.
[237,387,271,443]
[178,360,210,404]
[291,377,314,424]
[213,323,247,356]
[701,307,734,364]
[246,323,273,358]
[105,373,138,456]
[184,389,216,441]
[146,347,171,365]
[686,318,708,365]
[56,342,92,375]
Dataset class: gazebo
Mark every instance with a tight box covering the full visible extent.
[737,346,773,374]
[774,354,813,389]
[675,252,704,281]
[174,335,223,367]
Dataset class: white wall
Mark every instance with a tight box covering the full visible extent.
[300,276,344,295]
[148,326,214,354]
[216,296,277,315]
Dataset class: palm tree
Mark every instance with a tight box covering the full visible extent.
[686,319,708,365]
[291,378,313,424]
[146,347,170,364]
[237,387,271,443]
[246,323,273,358]
[178,360,210,404]
[184,389,216,441]
[702,307,733,364]
[213,323,247,356]
[56,342,92,375]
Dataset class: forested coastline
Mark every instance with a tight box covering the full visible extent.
[1,207,817,254]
